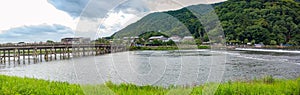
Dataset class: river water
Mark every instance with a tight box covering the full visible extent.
[0,49,300,86]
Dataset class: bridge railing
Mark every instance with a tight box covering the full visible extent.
[0,43,110,47]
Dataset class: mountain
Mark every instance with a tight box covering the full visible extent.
[113,0,300,45]
[112,4,215,39]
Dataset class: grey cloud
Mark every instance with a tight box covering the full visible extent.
[49,0,150,19]
[0,24,74,43]
[115,0,150,14]
[48,0,89,18]
[48,0,225,39]
[48,0,124,19]
[48,0,225,18]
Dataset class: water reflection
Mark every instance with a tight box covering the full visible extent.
[0,49,300,86]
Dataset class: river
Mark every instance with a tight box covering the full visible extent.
[0,49,300,86]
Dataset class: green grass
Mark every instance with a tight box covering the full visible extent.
[0,75,83,95]
[197,45,211,49]
[0,75,300,95]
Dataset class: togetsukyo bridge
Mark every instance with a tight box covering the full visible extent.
[0,44,126,64]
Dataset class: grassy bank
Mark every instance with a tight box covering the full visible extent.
[0,75,299,95]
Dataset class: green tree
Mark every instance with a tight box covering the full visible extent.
[46,40,54,44]
[152,39,163,46]
[251,40,256,45]
[203,34,209,42]
[244,39,249,44]
[195,39,202,45]
[270,40,277,45]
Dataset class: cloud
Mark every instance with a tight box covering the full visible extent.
[48,0,124,19]
[72,0,151,38]
[115,0,150,14]
[47,0,90,18]
[48,0,225,18]
[98,11,138,37]
[0,24,74,43]
[47,0,226,38]
[0,0,77,34]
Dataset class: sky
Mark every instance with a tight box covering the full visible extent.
[0,0,225,43]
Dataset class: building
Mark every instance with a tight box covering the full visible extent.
[61,37,91,44]
[148,36,168,42]
[168,36,182,42]
[182,36,194,42]
[123,36,140,43]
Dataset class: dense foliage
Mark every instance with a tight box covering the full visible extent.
[1,75,300,95]
[217,0,300,45]
[114,0,300,45]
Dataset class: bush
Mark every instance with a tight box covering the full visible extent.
[198,45,211,49]
[270,40,277,45]
[263,75,275,84]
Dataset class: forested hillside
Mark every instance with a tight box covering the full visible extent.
[113,0,300,45]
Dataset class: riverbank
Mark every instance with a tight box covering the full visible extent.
[129,45,210,51]
[228,46,300,50]
[0,75,299,95]
[235,48,300,53]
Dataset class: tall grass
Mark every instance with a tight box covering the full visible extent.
[0,75,299,95]
[0,75,83,95]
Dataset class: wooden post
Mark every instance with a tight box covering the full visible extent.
[23,49,25,64]
[54,48,57,60]
[45,48,49,61]
[28,49,30,64]
[59,48,62,59]
[17,49,20,64]
[35,48,38,63]
[13,49,16,64]
[92,47,94,56]
[33,48,36,63]
[78,47,80,57]
[8,50,10,64]
[86,47,89,56]
[83,47,85,56]
[88,47,91,56]
[99,47,102,55]
[3,50,6,64]
[0,50,1,64]
[62,48,65,59]
[49,48,52,61]
[40,48,42,62]
[97,47,99,55]
[100,47,102,55]
[73,47,77,58]
[67,47,70,59]
[0,50,3,64]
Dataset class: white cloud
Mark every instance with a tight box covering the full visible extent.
[0,0,77,32]
[98,11,139,37]
[0,0,226,42]
[0,24,74,43]
[90,0,226,37]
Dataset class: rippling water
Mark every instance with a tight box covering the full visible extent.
[0,49,300,86]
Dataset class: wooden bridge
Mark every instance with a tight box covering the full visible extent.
[0,44,126,64]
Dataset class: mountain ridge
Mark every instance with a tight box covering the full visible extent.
[113,0,300,45]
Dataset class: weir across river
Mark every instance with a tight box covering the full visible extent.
[0,44,126,64]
